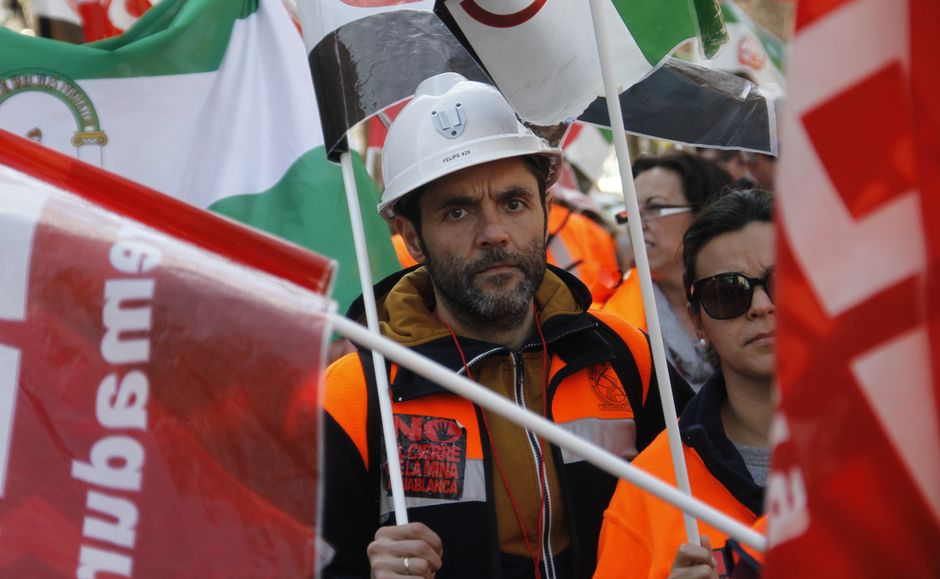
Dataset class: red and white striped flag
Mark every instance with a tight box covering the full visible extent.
[767,0,940,575]
[0,130,334,577]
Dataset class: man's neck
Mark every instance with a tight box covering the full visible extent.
[434,295,536,351]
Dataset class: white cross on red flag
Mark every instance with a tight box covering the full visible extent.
[0,130,334,577]
[767,0,940,575]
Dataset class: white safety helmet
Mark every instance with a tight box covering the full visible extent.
[379,73,562,219]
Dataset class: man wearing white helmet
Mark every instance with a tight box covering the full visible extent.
[321,73,690,579]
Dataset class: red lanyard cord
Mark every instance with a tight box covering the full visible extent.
[436,305,551,578]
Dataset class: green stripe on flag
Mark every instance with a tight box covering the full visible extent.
[613,0,728,61]
[1,0,402,315]
[208,148,399,315]
[0,0,253,79]
[694,0,729,57]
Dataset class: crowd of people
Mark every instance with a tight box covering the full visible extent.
[321,73,776,579]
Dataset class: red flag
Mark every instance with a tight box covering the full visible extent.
[37,0,155,42]
[365,100,410,187]
[0,131,334,577]
[767,0,940,576]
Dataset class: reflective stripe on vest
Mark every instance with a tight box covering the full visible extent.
[557,417,637,464]
[548,228,578,274]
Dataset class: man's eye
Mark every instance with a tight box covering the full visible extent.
[506,199,524,211]
[446,208,467,220]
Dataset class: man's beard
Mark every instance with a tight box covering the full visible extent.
[424,240,546,333]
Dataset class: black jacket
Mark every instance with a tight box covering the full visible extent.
[321,266,692,579]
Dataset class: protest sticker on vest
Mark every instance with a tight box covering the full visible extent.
[385,415,467,500]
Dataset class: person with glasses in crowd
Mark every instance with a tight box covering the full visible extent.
[596,152,732,391]
[593,189,774,579]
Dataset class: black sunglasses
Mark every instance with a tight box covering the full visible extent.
[690,269,775,320]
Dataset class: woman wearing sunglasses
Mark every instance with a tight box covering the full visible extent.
[596,152,731,391]
[594,189,774,579]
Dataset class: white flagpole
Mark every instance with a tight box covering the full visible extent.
[339,152,409,524]
[330,312,768,553]
[587,0,700,545]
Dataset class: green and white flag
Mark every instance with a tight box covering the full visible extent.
[706,2,786,100]
[438,0,728,125]
[0,0,399,314]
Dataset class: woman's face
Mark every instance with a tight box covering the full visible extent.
[692,222,775,384]
[635,167,693,284]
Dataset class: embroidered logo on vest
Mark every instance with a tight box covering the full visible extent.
[385,414,468,500]
[589,362,628,411]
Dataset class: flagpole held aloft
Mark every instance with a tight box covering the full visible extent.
[338,152,409,524]
[587,0,700,546]
[329,312,767,552]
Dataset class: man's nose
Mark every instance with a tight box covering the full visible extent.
[477,206,509,248]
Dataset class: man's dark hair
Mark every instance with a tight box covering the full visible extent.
[682,188,774,311]
[632,152,732,215]
[395,154,551,238]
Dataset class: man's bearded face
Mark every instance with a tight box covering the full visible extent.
[424,239,546,330]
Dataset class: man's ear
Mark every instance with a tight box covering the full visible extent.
[394,215,426,263]
[543,190,554,240]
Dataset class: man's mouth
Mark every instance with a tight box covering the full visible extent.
[478,263,517,275]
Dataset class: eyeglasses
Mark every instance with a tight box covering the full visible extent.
[690,269,775,320]
[615,204,692,224]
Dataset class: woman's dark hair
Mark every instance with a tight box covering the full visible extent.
[682,188,775,312]
[632,152,732,214]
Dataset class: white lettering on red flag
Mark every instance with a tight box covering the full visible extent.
[768,0,940,575]
[0,134,334,577]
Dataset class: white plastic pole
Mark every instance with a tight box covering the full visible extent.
[338,152,409,524]
[587,0,700,545]
[330,313,768,553]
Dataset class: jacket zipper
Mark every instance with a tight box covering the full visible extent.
[511,352,556,579]
[451,317,596,577]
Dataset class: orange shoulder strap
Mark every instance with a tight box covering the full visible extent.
[323,353,372,468]
[590,308,653,400]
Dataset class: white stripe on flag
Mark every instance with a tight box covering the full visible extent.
[852,327,940,523]
[0,168,47,498]
[0,345,20,498]
[0,170,47,320]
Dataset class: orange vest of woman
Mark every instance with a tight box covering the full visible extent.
[593,268,646,330]
[594,375,764,579]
